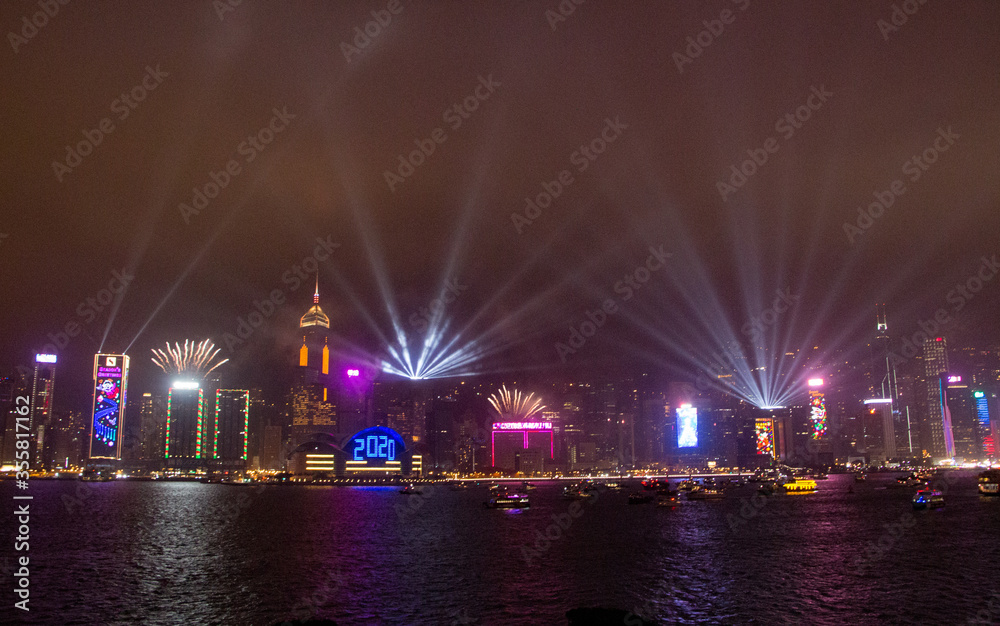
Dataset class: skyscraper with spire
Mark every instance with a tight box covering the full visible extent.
[289,275,336,443]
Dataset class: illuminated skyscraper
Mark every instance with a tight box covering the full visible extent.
[166,382,205,469]
[871,305,899,401]
[88,354,130,461]
[30,354,57,468]
[924,337,953,458]
[139,392,167,462]
[213,389,250,469]
[290,276,336,443]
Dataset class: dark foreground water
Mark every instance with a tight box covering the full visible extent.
[2,472,999,625]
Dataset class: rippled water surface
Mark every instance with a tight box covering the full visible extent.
[4,472,1000,625]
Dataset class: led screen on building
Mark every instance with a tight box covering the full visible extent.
[89,354,129,460]
[346,426,406,467]
[756,418,774,457]
[677,404,697,448]
[809,390,827,440]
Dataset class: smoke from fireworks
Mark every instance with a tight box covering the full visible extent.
[488,385,544,420]
[151,339,229,378]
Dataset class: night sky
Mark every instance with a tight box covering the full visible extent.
[2,1,999,407]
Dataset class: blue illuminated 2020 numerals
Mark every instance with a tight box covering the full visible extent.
[353,433,396,461]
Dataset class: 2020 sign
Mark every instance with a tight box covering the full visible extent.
[352,434,395,461]
[346,427,404,465]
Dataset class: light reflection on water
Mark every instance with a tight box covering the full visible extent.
[6,472,1000,625]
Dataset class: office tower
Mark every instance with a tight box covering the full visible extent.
[30,354,57,468]
[871,305,899,401]
[88,354,130,461]
[140,392,167,463]
[213,389,250,470]
[425,398,456,473]
[972,390,996,459]
[923,337,954,458]
[0,375,20,467]
[290,276,336,442]
[945,377,978,459]
[166,382,205,470]
[260,423,284,470]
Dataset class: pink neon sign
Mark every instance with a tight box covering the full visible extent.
[492,422,552,430]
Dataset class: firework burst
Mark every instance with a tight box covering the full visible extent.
[488,385,544,420]
[151,339,229,378]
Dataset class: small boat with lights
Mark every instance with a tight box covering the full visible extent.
[978,470,1000,496]
[912,488,944,510]
[399,484,422,495]
[520,481,537,492]
[686,486,725,500]
[485,493,530,509]
[780,478,817,493]
[655,490,681,506]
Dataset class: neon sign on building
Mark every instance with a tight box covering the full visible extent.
[756,418,775,457]
[809,391,827,440]
[89,354,129,460]
[677,404,697,448]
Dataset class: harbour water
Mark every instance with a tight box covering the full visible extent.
[4,472,999,625]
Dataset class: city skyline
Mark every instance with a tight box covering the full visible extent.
[2,2,999,417]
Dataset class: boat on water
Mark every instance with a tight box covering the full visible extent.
[758,482,776,496]
[656,490,680,506]
[677,479,697,492]
[781,478,818,493]
[978,470,1000,495]
[888,473,926,489]
[448,481,469,490]
[628,492,654,505]
[812,472,829,480]
[485,493,530,509]
[686,486,725,500]
[562,487,594,500]
[854,473,867,483]
[399,484,422,495]
[913,488,945,510]
[520,481,537,492]
[641,478,669,491]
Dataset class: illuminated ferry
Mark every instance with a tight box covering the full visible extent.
[781,478,817,493]
[913,488,945,510]
[978,470,1000,496]
[485,493,530,509]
